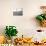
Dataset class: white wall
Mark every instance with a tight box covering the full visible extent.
[0,0,46,38]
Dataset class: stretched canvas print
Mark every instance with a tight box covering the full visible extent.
[13,8,23,16]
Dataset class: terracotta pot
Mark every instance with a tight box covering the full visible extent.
[40,20,46,27]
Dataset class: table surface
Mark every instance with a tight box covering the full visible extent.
[14,43,46,46]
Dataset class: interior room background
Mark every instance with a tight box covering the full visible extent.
[0,0,46,38]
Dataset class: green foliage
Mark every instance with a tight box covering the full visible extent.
[5,26,18,38]
[36,15,44,21]
[36,14,46,21]
[44,15,46,20]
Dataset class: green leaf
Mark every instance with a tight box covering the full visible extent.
[44,15,46,20]
[36,15,44,21]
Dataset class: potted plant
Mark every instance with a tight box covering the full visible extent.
[36,14,46,27]
[36,6,46,27]
[5,26,18,43]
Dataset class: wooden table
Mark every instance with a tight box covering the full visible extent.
[14,43,46,46]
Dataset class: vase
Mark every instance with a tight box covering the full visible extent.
[7,39,12,44]
[11,36,17,44]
